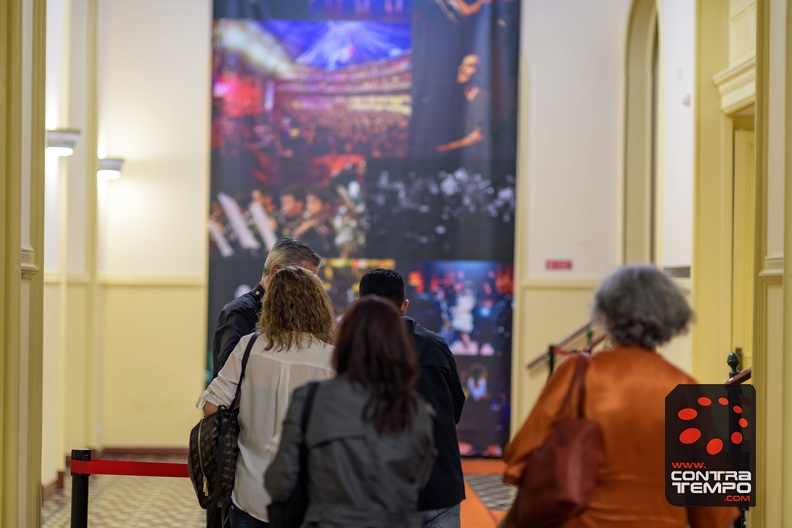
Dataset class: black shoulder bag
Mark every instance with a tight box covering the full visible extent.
[268,381,320,528]
[188,332,259,511]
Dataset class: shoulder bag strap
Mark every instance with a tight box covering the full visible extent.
[574,354,590,418]
[558,353,590,420]
[232,332,259,408]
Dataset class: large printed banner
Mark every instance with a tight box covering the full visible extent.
[208,0,519,456]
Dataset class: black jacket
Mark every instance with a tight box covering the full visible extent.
[404,316,467,511]
[211,283,265,379]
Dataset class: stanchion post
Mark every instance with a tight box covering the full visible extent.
[71,448,91,528]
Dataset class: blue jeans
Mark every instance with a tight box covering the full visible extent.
[229,503,269,528]
[421,503,461,528]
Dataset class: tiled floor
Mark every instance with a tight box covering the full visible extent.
[43,457,512,527]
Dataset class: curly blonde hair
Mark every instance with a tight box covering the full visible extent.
[257,266,336,351]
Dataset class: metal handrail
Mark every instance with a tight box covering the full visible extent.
[526,322,592,369]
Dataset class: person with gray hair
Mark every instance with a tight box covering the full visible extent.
[591,263,694,350]
[501,264,738,528]
[211,237,322,379]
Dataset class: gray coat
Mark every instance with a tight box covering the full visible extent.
[265,376,437,528]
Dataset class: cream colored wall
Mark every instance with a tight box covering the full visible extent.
[95,0,212,446]
[656,0,696,268]
[99,0,211,276]
[513,0,632,427]
[521,0,631,279]
[99,280,206,446]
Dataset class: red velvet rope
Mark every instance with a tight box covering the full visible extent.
[70,459,189,478]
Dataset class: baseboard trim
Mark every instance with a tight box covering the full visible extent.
[41,471,64,504]
[98,447,189,458]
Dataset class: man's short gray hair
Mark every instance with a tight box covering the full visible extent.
[262,238,322,279]
[591,264,693,350]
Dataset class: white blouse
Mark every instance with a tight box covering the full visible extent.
[197,332,334,522]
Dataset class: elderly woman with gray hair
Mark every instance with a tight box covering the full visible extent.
[502,264,738,528]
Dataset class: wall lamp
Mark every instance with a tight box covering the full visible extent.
[46,128,80,156]
[97,157,125,181]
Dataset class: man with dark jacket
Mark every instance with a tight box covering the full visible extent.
[359,269,466,528]
[211,237,322,378]
[206,238,321,527]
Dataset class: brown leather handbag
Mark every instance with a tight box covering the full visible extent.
[514,353,602,528]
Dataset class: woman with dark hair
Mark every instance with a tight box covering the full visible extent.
[198,267,336,528]
[501,264,738,528]
[266,296,437,528]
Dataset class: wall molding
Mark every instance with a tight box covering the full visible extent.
[522,278,599,290]
[43,273,91,285]
[759,254,784,282]
[713,55,756,114]
[98,274,206,287]
[21,245,39,279]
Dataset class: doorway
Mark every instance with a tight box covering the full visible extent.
[731,118,755,370]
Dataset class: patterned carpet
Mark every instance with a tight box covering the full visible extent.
[43,457,512,527]
[465,473,516,512]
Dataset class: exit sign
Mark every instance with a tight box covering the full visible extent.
[545,259,573,271]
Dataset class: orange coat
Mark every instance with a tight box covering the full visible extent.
[504,347,739,528]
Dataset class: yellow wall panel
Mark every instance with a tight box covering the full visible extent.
[99,284,206,447]
[41,285,61,484]
[63,285,90,452]
[512,282,596,429]
[760,283,784,525]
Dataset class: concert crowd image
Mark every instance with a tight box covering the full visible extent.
[209,0,520,456]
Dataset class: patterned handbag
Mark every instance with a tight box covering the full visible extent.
[188,332,259,510]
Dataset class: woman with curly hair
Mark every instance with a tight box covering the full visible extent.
[266,296,437,527]
[198,266,336,528]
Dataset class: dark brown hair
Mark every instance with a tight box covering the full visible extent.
[257,266,335,350]
[332,296,419,435]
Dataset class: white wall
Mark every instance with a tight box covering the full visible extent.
[657,0,695,268]
[44,0,66,273]
[100,0,211,277]
[523,0,632,279]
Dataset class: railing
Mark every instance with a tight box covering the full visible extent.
[69,448,190,527]
[726,350,752,386]
[526,322,608,377]
[724,351,752,528]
